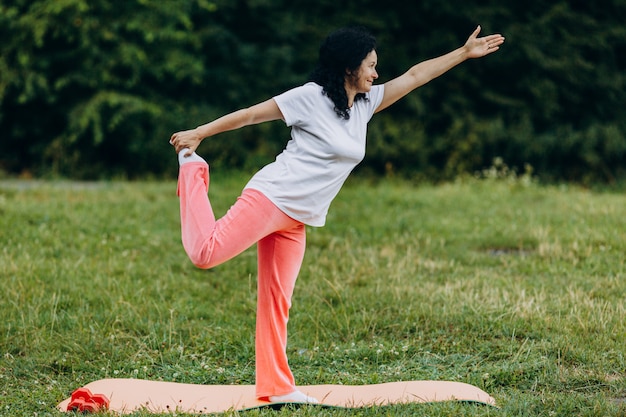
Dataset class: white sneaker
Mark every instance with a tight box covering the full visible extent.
[178,149,206,165]
[269,390,319,404]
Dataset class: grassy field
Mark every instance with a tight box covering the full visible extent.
[1,171,625,416]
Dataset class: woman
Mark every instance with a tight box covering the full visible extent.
[169,25,504,403]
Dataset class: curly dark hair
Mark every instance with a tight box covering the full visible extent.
[309,26,377,120]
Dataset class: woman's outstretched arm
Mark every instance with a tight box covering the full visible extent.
[376,26,505,113]
[170,98,284,156]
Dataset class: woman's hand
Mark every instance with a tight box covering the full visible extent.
[464,25,505,59]
[169,128,203,156]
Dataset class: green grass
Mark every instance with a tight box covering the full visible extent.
[1,173,625,416]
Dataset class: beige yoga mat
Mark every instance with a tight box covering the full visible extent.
[58,378,496,413]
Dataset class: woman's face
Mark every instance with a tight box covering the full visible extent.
[347,50,379,94]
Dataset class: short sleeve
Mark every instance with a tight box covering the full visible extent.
[273,83,320,127]
[366,85,385,119]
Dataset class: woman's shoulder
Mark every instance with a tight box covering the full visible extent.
[292,82,323,95]
[286,82,322,95]
[275,82,325,106]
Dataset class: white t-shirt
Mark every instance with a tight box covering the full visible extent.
[245,82,385,227]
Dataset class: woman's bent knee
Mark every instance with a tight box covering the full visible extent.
[185,241,214,269]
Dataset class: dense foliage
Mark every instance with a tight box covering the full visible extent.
[1,0,625,182]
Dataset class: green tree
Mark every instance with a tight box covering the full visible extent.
[1,0,209,178]
[1,0,624,183]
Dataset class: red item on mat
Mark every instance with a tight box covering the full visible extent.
[66,387,110,413]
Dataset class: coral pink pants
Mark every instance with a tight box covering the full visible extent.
[177,161,306,399]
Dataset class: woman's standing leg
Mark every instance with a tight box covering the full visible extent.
[254,224,307,399]
[177,151,316,401]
